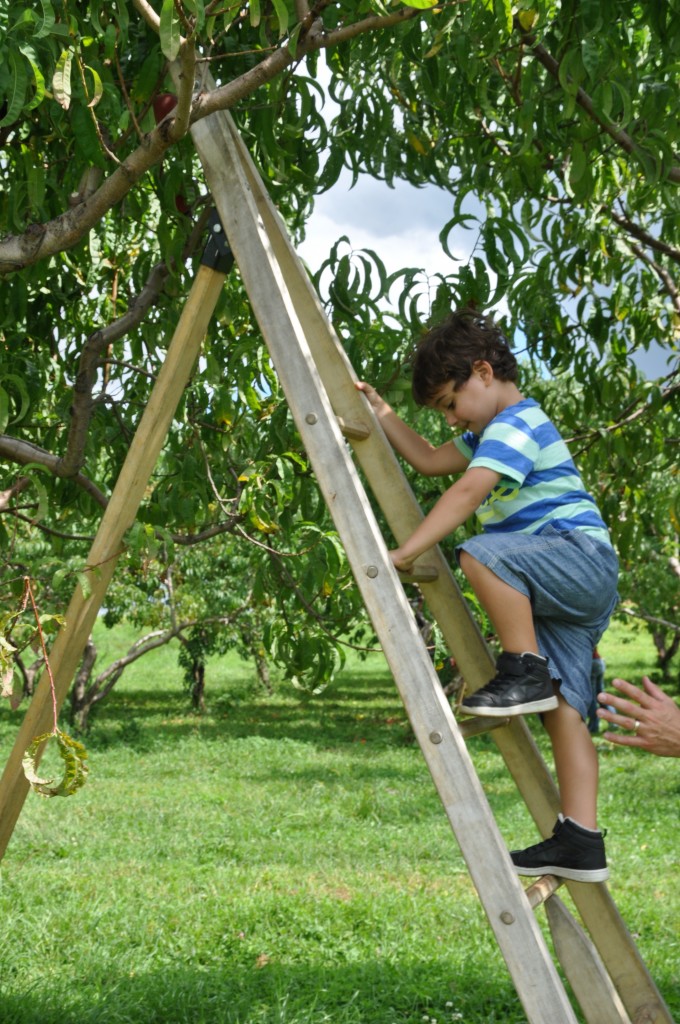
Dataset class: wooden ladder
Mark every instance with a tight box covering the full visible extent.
[186,94,673,1024]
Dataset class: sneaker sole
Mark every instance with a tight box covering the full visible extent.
[460,696,559,717]
[514,864,610,883]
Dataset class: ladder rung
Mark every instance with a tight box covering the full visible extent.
[457,716,511,739]
[525,874,564,910]
[337,416,371,441]
[398,564,439,584]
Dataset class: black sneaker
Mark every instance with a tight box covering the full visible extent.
[511,815,609,882]
[460,651,558,717]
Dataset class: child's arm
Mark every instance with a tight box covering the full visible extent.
[355,381,469,476]
[390,466,500,570]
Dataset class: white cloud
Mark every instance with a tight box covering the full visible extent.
[299,172,472,279]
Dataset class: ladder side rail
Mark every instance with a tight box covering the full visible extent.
[189,103,583,1024]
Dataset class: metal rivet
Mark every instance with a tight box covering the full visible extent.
[366,565,379,578]
[213,223,222,233]
[305,413,317,425]
[500,911,514,925]
[429,731,443,744]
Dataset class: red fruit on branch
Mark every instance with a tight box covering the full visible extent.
[152,93,178,124]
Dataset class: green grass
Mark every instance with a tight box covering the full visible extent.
[0,617,678,1024]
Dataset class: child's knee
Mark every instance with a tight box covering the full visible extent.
[458,549,478,579]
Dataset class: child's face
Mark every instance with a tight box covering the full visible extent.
[429,363,498,435]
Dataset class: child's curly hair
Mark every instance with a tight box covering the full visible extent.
[411,309,518,406]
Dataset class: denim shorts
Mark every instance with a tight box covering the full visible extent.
[456,526,619,721]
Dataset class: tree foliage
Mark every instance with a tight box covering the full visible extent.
[1,0,679,715]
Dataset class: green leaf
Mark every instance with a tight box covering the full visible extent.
[52,48,73,110]
[0,386,9,432]
[0,50,28,127]
[270,0,288,37]
[1,373,31,424]
[25,153,46,212]
[397,0,438,8]
[248,0,261,28]
[569,141,587,184]
[22,728,89,798]
[494,0,513,33]
[160,0,182,61]
[19,463,50,522]
[77,570,93,600]
[83,65,104,108]
[183,0,205,28]
[34,0,56,39]
[51,567,70,590]
[287,22,302,57]
[18,44,46,111]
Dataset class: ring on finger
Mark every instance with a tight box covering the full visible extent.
[634,719,641,734]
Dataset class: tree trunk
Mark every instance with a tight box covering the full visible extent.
[14,655,44,701]
[653,629,680,683]
[253,646,272,693]
[190,659,206,712]
[69,638,98,729]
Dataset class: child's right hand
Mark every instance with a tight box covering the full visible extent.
[355,381,386,412]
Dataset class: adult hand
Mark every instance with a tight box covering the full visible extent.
[597,676,680,758]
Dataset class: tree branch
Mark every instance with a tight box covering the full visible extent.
[131,0,162,33]
[57,208,211,478]
[0,4,423,276]
[618,605,680,636]
[173,9,422,124]
[569,380,680,452]
[610,206,680,268]
[0,129,173,275]
[4,511,96,541]
[83,606,248,708]
[519,23,680,185]
[167,38,196,144]
[0,437,108,508]
[0,476,30,512]
[627,242,680,316]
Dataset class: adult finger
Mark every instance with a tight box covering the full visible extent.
[601,730,646,750]
[602,729,647,753]
[597,707,639,732]
[596,691,640,718]
[608,677,649,705]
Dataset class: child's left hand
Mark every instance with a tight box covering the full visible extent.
[389,548,414,572]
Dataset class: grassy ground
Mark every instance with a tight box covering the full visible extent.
[0,617,678,1024]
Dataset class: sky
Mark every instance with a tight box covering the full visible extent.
[297,170,672,381]
[298,171,463,281]
[293,55,674,380]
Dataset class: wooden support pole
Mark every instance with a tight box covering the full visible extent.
[0,263,226,860]
[545,896,632,1024]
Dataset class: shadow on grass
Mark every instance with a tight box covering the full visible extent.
[5,955,678,1024]
[0,956,547,1024]
[6,956,678,1024]
[80,671,429,752]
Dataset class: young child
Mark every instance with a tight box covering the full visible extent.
[356,309,619,882]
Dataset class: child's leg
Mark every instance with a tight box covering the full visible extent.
[459,551,537,652]
[511,695,607,882]
[543,696,599,829]
[458,551,557,717]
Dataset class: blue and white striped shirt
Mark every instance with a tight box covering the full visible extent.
[453,399,612,546]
